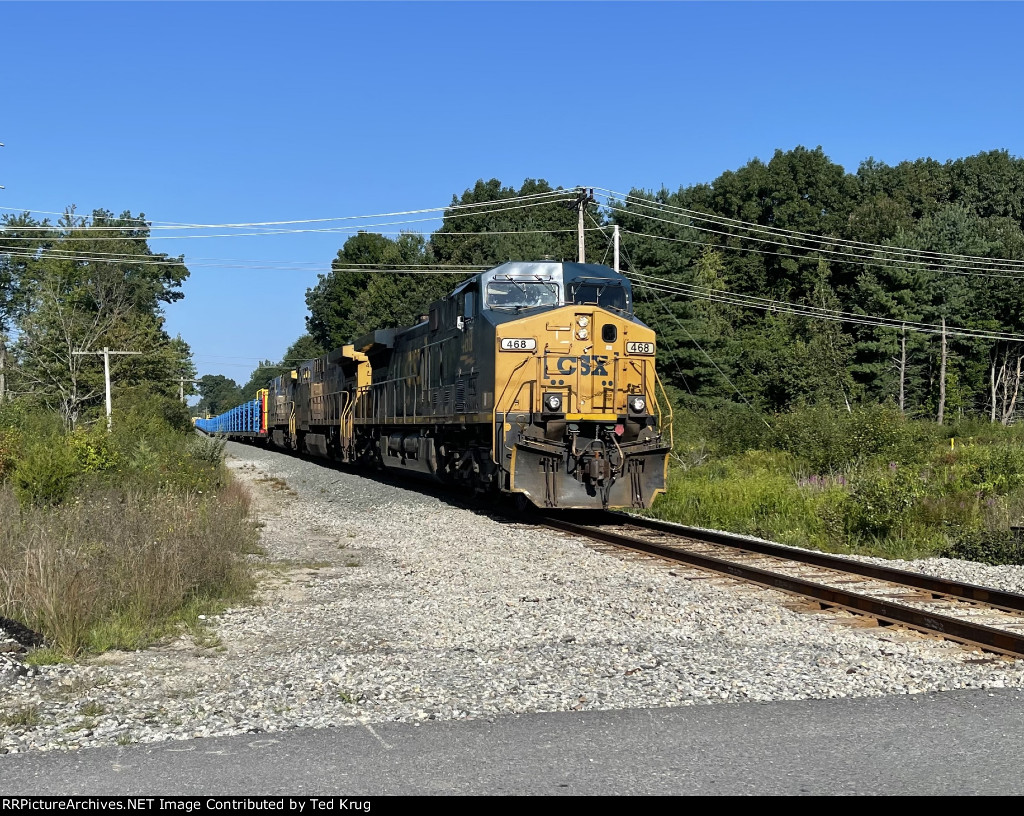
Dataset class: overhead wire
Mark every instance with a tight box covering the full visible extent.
[8,188,1024,345]
[7,185,1024,278]
[603,201,1024,280]
[630,272,1024,342]
[0,189,575,233]
[593,186,1024,273]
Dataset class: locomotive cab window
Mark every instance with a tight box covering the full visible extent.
[570,280,630,314]
[458,288,477,320]
[486,280,558,310]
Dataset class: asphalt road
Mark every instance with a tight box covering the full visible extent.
[2,688,1023,796]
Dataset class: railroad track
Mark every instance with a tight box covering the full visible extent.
[536,512,1024,659]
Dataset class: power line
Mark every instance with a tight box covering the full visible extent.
[630,272,1024,343]
[605,203,1024,280]
[0,189,576,233]
[594,186,1024,272]
[617,226,1024,283]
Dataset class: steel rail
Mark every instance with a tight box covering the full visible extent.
[539,515,1024,659]
[606,513,1024,613]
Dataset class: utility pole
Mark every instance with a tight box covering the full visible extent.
[179,376,201,403]
[572,188,595,263]
[72,347,143,431]
[613,224,620,273]
[0,342,6,405]
[938,317,948,425]
[898,325,907,414]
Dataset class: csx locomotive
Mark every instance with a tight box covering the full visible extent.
[197,261,673,509]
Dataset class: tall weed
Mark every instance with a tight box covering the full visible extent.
[647,450,842,550]
[0,402,256,657]
[0,483,257,657]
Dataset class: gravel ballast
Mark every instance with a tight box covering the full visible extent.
[3,441,1024,753]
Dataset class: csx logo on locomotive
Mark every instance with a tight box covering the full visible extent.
[552,355,610,376]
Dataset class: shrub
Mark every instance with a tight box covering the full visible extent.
[942,528,1024,566]
[843,464,925,540]
[676,402,772,457]
[0,427,21,480]
[11,438,81,507]
[68,426,122,474]
[770,404,932,473]
[945,443,1024,497]
[113,385,193,434]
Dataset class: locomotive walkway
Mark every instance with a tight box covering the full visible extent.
[3,688,1024,795]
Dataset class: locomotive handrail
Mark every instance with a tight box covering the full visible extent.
[653,366,674,449]
[495,356,533,416]
[309,388,349,424]
[492,376,537,466]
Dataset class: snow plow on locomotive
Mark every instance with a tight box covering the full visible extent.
[197,261,673,509]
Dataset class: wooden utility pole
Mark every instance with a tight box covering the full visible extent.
[179,376,201,403]
[938,317,947,425]
[573,188,595,263]
[71,347,143,431]
[898,326,907,413]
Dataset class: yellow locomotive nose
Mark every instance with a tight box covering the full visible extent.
[494,303,670,509]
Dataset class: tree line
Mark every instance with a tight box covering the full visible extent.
[298,149,1024,424]
[7,147,1024,425]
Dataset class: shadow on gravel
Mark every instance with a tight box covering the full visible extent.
[225,439,542,527]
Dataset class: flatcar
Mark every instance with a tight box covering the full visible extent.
[197,261,673,509]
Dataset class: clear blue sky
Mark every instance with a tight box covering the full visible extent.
[3,1,1023,392]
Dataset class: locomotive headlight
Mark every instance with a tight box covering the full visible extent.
[628,395,646,414]
[577,327,589,340]
[544,393,563,412]
[577,316,589,328]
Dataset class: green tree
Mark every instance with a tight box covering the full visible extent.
[0,213,56,405]
[306,232,458,349]
[11,208,190,427]
[430,178,600,266]
[196,374,244,417]
[805,258,856,409]
[241,334,326,398]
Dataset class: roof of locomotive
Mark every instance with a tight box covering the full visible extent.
[452,260,631,301]
[349,261,639,353]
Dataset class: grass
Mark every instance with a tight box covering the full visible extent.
[0,443,260,659]
[648,451,842,550]
[1,705,41,728]
[255,476,295,495]
[23,648,71,666]
[650,408,1024,563]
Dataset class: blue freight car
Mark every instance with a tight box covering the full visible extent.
[195,391,267,438]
